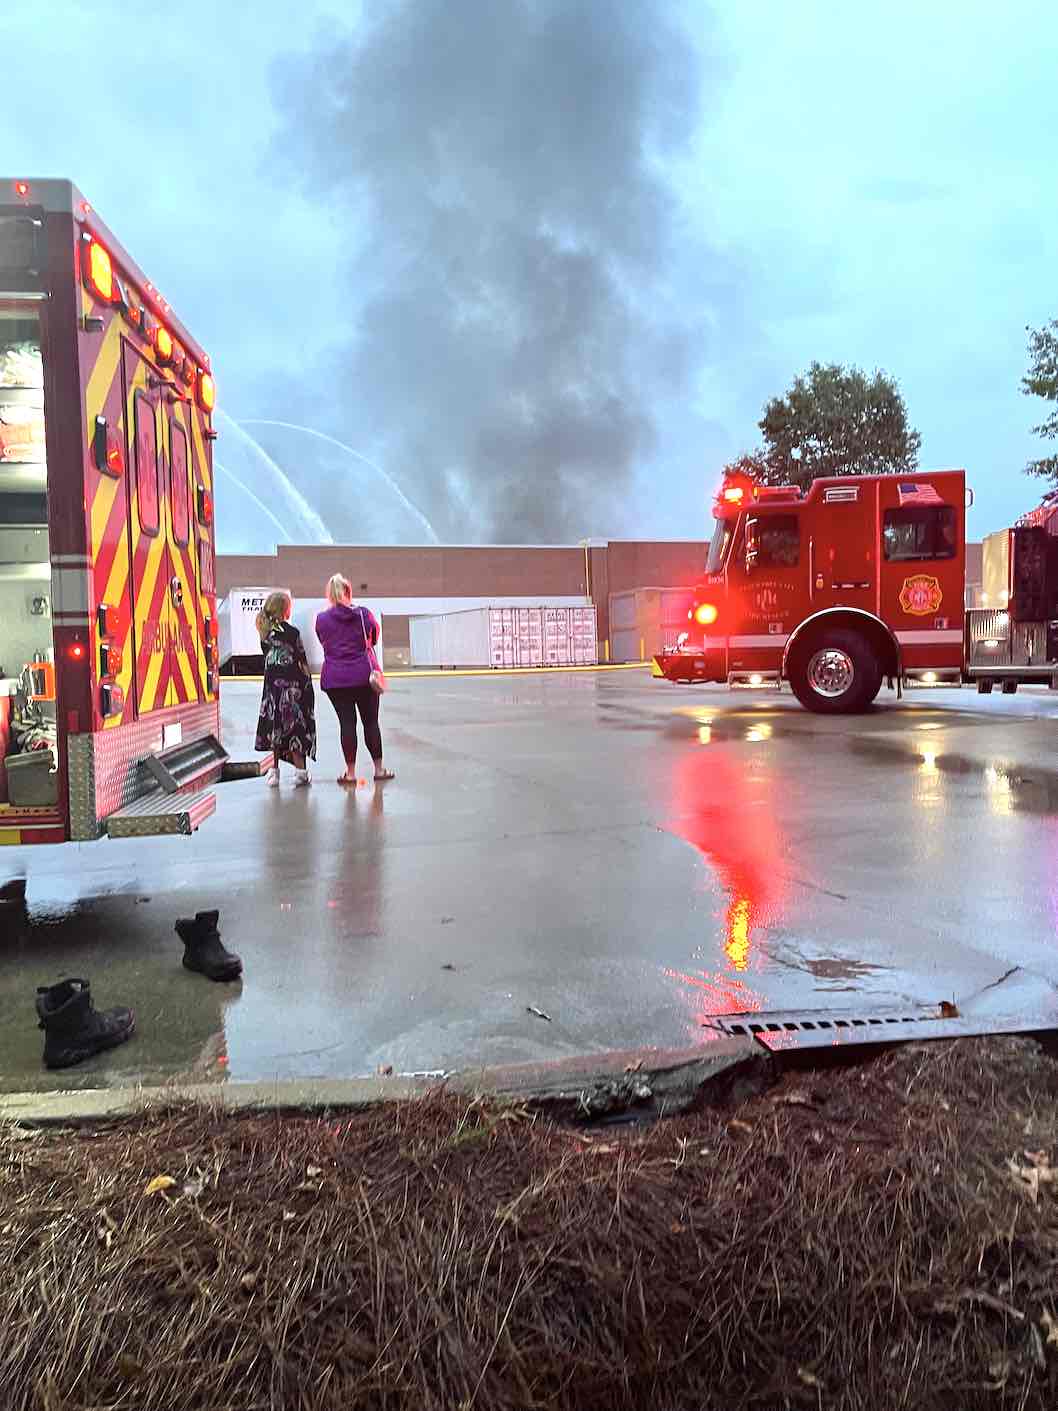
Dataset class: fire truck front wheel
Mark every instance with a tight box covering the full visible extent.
[788,629,883,714]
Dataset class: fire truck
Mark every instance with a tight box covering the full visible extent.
[0,178,260,849]
[655,465,1058,711]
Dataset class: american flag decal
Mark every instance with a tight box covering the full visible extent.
[897,481,944,507]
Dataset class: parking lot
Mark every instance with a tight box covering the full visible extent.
[3,670,1058,1094]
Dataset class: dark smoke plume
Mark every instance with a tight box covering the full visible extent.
[271,0,714,542]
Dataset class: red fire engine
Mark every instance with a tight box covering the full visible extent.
[653,467,969,712]
[0,179,261,848]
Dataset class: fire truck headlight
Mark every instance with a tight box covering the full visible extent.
[695,603,719,626]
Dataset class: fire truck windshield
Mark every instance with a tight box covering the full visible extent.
[706,519,733,574]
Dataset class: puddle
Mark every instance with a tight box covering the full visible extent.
[850,737,1058,816]
[804,957,888,982]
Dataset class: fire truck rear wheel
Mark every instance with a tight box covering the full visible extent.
[789,629,883,714]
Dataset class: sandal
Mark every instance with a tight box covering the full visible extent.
[374,769,395,782]
[337,776,357,787]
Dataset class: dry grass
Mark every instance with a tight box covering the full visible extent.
[3,1037,1058,1410]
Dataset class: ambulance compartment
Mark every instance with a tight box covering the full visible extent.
[0,306,57,809]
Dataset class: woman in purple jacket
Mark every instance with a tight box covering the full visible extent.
[315,574,394,787]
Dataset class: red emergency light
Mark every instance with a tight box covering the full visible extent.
[93,416,124,477]
[101,683,124,718]
[197,370,216,413]
[722,486,744,504]
[197,485,214,525]
[694,603,719,626]
[67,641,86,662]
[83,239,113,302]
[97,603,121,638]
[14,181,29,198]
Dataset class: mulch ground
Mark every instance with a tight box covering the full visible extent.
[3,1037,1058,1411]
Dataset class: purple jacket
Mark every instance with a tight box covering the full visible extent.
[315,603,380,691]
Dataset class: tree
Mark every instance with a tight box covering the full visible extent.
[1023,319,1058,482]
[746,361,921,491]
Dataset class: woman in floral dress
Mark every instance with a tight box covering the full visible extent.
[254,591,317,788]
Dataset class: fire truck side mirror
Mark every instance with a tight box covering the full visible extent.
[744,518,759,574]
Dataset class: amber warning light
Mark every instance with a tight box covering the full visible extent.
[197,370,216,413]
[83,239,113,302]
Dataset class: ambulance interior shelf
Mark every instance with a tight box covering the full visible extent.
[0,330,45,479]
[0,669,57,808]
[0,318,56,807]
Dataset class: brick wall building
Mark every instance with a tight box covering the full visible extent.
[216,541,711,658]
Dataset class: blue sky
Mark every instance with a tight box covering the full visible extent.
[5,1,1057,549]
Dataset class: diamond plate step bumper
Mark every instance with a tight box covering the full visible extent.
[104,787,216,838]
[221,753,273,782]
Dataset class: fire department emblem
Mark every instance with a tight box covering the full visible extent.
[899,575,943,616]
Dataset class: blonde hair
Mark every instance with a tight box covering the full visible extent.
[256,590,292,638]
[326,573,352,606]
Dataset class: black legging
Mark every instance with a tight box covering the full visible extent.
[324,685,382,768]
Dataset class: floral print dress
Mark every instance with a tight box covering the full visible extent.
[254,621,317,764]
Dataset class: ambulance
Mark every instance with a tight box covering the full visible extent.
[0,179,261,849]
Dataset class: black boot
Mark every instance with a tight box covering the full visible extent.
[0,876,27,907]
[175,910,242,982]
[35,978,135,1070]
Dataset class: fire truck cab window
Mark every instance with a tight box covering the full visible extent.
[746,514,799,569]
[133,394,159,536]
[883,506,956,562]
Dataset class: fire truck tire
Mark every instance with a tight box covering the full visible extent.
[788,629,883,714]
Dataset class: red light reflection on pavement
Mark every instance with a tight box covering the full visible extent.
[664,745,787,1021]
[662,966,765,1017]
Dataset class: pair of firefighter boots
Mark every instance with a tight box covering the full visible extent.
[174,910,242,983]
[35,912,241,1070]
[35,978,135,1071]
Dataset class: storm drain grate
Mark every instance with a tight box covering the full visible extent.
[713,1009,1055,1053]
[719,1012,926,1038]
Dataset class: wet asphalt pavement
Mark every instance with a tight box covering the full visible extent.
[2,672,1058,1093]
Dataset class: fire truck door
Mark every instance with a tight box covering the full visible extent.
[162,403,203,705]
[123,344,173,716]
[810,494,876,616]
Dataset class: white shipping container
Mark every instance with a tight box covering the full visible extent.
[410,604,597,669]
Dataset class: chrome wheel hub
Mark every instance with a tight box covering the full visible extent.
[806,648,855,698]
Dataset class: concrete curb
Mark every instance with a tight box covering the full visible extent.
[0,1038,761,1127]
